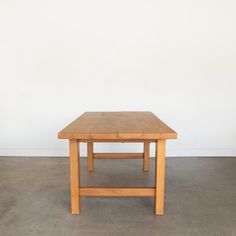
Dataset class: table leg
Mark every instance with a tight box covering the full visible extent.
[87,141,94,171]
[155,139,166,215]
[69,139,80,214]
[143,141,150,171]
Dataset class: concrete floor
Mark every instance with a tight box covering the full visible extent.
[0,157,236,236]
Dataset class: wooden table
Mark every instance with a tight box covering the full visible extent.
[58,112,177,215]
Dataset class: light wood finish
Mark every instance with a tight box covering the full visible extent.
[80,139,157,143]
[80,187,155,196]
[155,139,166,215]
[87,142,94,172]
[143,141,150,171]
[58,112,177,140]
[93,153,144,159]
[59,112,177,215]
[69,139,80,214]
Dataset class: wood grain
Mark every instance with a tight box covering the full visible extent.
[80,139,157,142]
[155,139,166,215]
[58,112,177,140]
[87,141,94,172]
[93,153,144,159]
[60,112,176,215]
[80,187,155,196]
[69,139,80,214]
[143,141,150,171]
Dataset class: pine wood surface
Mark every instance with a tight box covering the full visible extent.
[58,112,177,140]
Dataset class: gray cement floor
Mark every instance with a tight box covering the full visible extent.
[0,157,236,236]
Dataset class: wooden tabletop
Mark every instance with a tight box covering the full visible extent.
[58,112,177,140]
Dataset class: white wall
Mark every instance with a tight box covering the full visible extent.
[0,0,236,157]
